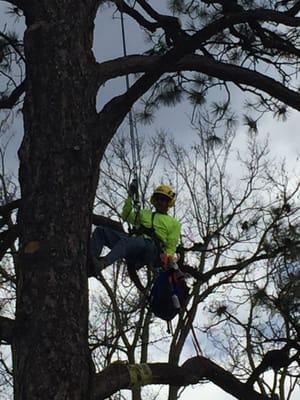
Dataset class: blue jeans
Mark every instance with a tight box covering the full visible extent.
[90,225,158,267]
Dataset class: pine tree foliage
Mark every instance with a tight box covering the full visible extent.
[188,90,206,106]
[168,0,186,14]
[154,76,183,106]
[243,115,259,133]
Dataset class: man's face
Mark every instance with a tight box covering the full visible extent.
[152,194,170,213]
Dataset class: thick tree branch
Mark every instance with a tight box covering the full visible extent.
[116,0,186,46]
[116,0,158,32]
[134,0,185,44]
[91,214,124,232]
[247,344,300,387]
[97,54,300,111]
[0,200,124,263]
[92,356,274,400]
[97,70,162,143]
[96,6,300,84]
[0,80,26,110]
[0,199,122,232]
[173,8,300,42]
[0,316,14,344]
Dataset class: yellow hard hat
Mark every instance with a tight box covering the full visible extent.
[150,184,176,208]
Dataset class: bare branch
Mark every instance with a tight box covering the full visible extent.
[0,80,26,110]
[91,214,124,232]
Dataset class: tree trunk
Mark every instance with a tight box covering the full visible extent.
[13,3,100,399]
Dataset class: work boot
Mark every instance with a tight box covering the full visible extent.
[92,256,107,278]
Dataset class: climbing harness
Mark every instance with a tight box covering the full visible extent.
[131,212,164,260]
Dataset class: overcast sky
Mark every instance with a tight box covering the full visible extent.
[0,1,299,399]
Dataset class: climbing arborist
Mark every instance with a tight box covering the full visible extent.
[89,183,181,277]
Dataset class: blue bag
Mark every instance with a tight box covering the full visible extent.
[149,268,189,322]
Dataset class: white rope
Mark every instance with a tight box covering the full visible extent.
[120,9,140,203]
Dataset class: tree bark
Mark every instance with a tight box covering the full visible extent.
[13,2,100,399]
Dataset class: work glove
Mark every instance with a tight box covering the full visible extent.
[160,253,181,268]
[160,253,173,267]
[128,179,138,197]
[160,253,180,264]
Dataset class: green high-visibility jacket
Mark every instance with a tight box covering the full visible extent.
[122,196,181,255]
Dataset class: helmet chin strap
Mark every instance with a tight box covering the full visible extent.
[154,206,168,214]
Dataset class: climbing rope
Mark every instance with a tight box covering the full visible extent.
[120,8,140,210]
